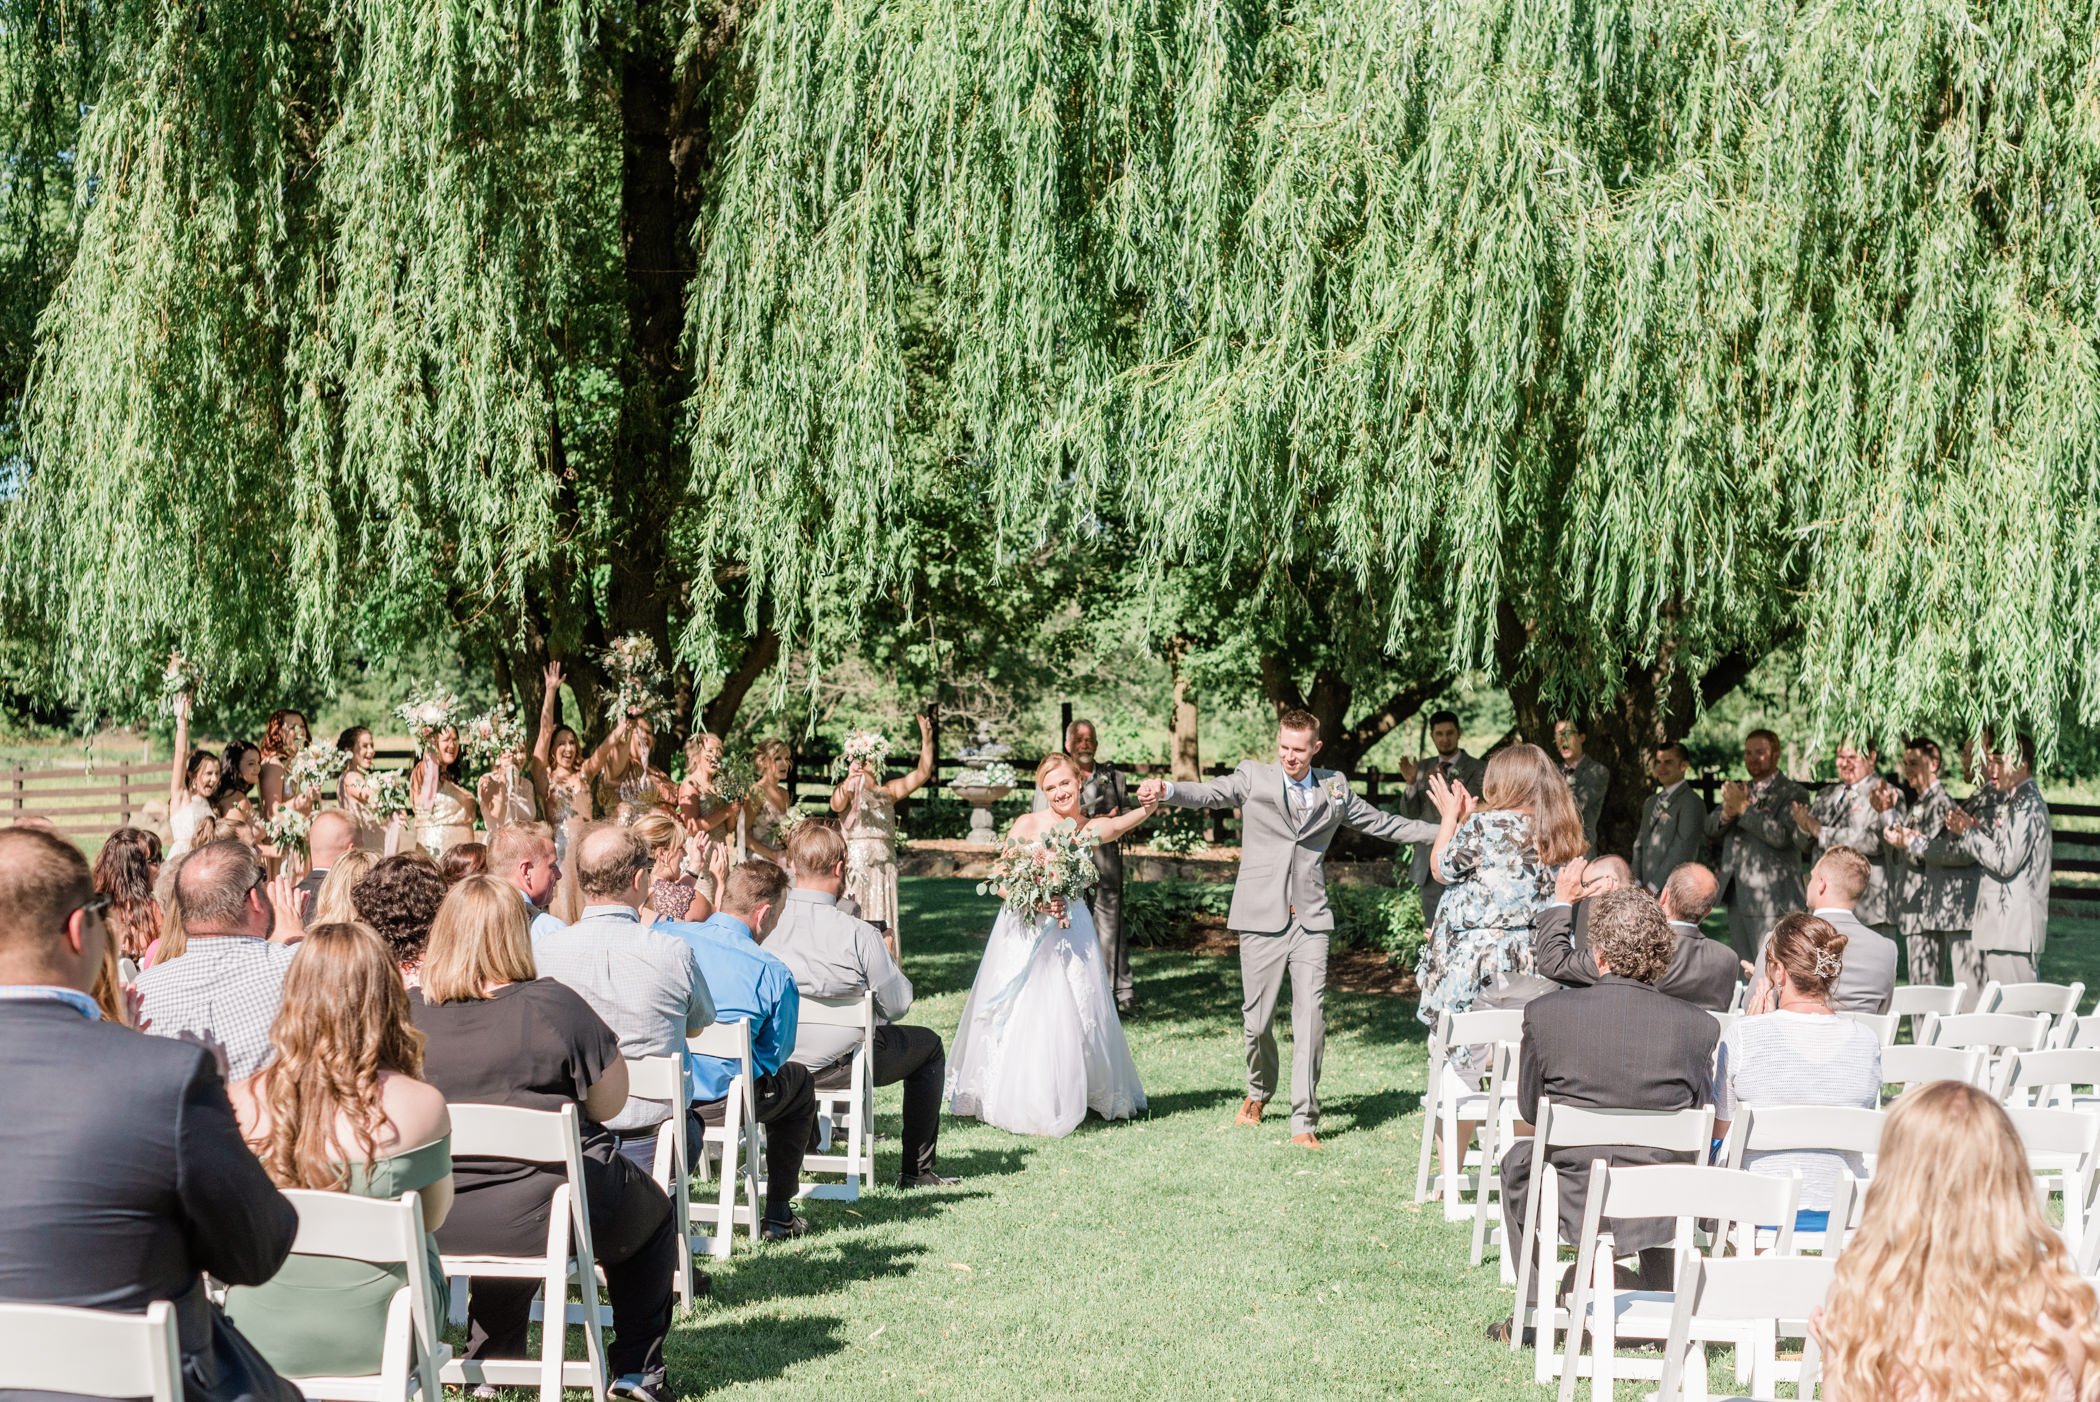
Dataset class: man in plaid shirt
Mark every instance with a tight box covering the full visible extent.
[134,840,301,1078]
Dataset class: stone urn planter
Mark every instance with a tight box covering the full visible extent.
[950,784,1013,844]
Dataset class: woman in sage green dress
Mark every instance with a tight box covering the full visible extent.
[223,922,453,1379]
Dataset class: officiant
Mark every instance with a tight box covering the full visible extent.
[1035,719,1138,1015]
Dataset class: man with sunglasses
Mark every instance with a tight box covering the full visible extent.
[0,826,299,1402]
[133,839,303,1079]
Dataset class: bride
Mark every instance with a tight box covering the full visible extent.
[946,752,1156,1138]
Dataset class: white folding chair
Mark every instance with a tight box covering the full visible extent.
[1709,1011,1742,1038]
[686,1018,764,1260]
[1981,980,2086,1030]
[1721,1105,1884,1252]
[1728,981,1747,1014]
[1889,983,1969,1039]
[2005,1105,2100,1251]
[2054,1014,2100,1050]
[1923,1012,2052,1088]
[1469,1037,1527,1274]
[1414,1008,1527,1220]
[1558,1162,1801,1402]
[1997,1048,2100,1111]
[277,1189,450,1401]
[626,1055,699,1306]
[1837,1010,1899,1047]
[1879,1043,1989,1102]
[1656,1254,1837,1400]
[437,1103,608,1402]
[0,1300,183,1402]
[1509,1100,1717,1386]
[799,992,878,1201]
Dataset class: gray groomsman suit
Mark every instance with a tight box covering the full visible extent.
[1402,750,1487,926]
[1705,772,1815,962]
[1807,775,1895,929]
[1750,905,1898,1015]
[1886,782,1973,991]
[1561,754,1611,857]
[1633,781,1708,892]
[1951,779,2053,989]
[1162,761,1433,1135]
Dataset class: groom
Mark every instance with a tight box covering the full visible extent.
[1137,710,1436,1148]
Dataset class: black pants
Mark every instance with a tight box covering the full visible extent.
[1093,846,1131,1006]
[1499,1139,1684,1304]
[815,1023,945,1179]
[437,1147,678,1383]
[693,1061,817,1215]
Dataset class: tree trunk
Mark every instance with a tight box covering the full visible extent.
[1169,644,1201,781]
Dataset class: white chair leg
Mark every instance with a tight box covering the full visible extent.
[538,1272,564,1402]
[1414,1088,1439,1202]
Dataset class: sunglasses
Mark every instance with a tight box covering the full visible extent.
[70,894,113,922]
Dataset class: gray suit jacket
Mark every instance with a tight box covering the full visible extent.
[1532,901,1740,1011]
[1164,761,1433,933]
[1886,783,1975,935]
[1706,773,1813,939]
[1633,783,1708,891]
[1562,755,1611,856]
[1809,776,1894,926]
[1958,780,2052,955]
[1402,750,1487,884]
[1751,906,1897,1014]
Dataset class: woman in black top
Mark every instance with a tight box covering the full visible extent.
[410,875,681,1402]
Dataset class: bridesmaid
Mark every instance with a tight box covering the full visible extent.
[532,663,596,923]
[164,687,221,859]
[828,712,935,950]
[335,726,391,852]
[745,738,797,866]
[476,731,539,833]
[676,731,742,841]
[593,714,677,821]
[410,725,478,857]
[257,710,315,821]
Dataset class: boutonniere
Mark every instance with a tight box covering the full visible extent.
[1321,774,1349,804]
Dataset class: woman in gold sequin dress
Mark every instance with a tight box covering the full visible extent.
[828,712,935,950]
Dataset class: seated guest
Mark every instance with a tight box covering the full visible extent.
[1748,847,1898,1014]
[768,818,958,1188]
[0,828,299,1402]
[1817,1081,2100,1400]
[308,848,378,927]
[534,822,714,1170]
[1710,914,1880,1230]
[295,810,357,922]
[410,877,681,1402]
[439,841,487,886]
[94,825,163,975]
[634,812,703,923]
[352,852,448,988]
[1532,859,1739,1010]
[664,860,816,1241]
[1490,887,1720,1340]
[135,838,299,1079]
[489,820,568,937]
[223,923,454,1378]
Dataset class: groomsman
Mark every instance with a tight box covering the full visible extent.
[1034,720,1138,1014]
[1880,737,1973,991]
[1793,740,1895,934]
[1633,742,1707,892]
[1704,728,1814,962]
[1399,710,1486,925]
[1915,736,2051,991]
[1554,720,1610,857]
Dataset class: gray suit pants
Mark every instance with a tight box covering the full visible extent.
[1093,845,1131,1006]
[1905,929,1967,991]
[1241,923,1327,1135]
[1952,942,2035,1005]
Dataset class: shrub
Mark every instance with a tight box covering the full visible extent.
[1124,881,1233,947]
[1122,878,1426,967]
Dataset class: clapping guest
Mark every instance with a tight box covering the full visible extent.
[223,923,453,1379]
[1532,860,1739,1011]
[439,841,487,886]
[1398,710,1489,925]
[0,828,299,1402]
[1710,914,1880,1231]
[1554,720,1610,857]
[633,811,702,922]
[1816,1080,2100,1402]
[409,878,681,1402]
[351,853,448,988]
[295,810,357,923]
[257,709,313,821]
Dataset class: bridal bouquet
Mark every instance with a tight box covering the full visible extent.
[953,759,1017,790]
[831,729,889,779]
[395,685,465,749]
[367,768,413,821]
[159,652,205,714]
[771,804,808,841]
[977,820,1100,928]
[285,740,348,795]
[712,747,756,804]
[263,806,311,855]
[595,633,672,728]
[461,701,527,768]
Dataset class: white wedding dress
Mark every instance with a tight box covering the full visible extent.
[945,894,1147,1137]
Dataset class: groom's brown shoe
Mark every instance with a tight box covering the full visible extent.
[1290,1132,1323,1150]
[1234,1098,1266,1126]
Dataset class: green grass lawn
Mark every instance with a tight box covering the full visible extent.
[656,878,2099,1400]
[664,876,1536,1401]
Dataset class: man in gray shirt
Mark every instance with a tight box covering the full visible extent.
[532,822,715,1170]
[767,819,955,1187]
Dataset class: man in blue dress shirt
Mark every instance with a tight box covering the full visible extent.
[661,859,817,1241]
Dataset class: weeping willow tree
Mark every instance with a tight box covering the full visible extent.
[7,0,2100,830]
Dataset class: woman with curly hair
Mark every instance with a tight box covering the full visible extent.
[222,923,452,1379]
[351,853,450,987]
[257,709,312,821]
[1816,1079,2100,1401]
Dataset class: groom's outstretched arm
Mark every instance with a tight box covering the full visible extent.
[1339,788,1438,846]
[1150,762,1254,811]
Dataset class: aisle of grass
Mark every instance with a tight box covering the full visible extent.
[664,876,1534,1401]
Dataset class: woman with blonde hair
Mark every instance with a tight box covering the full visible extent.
[1817,1079,2100,1402]
[407,876,681,1397]
[222,922,453,1378]
[745,737,797,864]
[633,810,709,922]
[1414,741,1585,1024]
[308,847,379,926]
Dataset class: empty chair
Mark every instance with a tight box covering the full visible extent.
[2055,1014,2100,1050]
[2004,1105,2100,1250]
[1468,1038,1526,1273]
[1879,1043,1988,1101]
[1997,1048,2100,1111]
[0,1300,183,1402]
[1923,1011,2052,1060]
[1414,1007,1527,1220]
[1981,980,2086,1024]
[1656,1254,1837,1401]
[1888,983,1968,1039]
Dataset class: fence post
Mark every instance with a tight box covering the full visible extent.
[1365,768,1381,805]
[119,763,132,827]
[9,763,19,818]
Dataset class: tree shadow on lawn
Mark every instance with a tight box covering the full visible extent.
[668,1308,851,1396]
[706,1215,950,1309]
